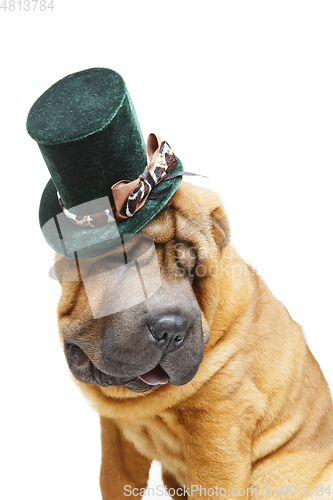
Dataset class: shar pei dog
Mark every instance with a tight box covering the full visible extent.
[56,181,333,499]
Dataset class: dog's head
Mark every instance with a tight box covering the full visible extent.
[57,183,230,394]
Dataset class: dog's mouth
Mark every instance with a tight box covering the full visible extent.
[138,365,169,386]
[64,343,170,392]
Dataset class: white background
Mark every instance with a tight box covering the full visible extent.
[1,1,333,499]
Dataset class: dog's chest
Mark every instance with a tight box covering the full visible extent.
[119,411,187,485]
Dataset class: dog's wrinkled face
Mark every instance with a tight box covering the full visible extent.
[56,183,229,393]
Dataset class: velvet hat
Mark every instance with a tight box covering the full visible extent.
[27,68,184,258]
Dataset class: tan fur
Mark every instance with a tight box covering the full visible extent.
[57,182,333,499]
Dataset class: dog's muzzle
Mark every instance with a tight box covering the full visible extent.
[57,234,205,392]
[64,302,204,393]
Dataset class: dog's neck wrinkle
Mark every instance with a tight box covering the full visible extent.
[207,244,257,349]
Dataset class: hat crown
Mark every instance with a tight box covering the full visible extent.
[27,68,127,145]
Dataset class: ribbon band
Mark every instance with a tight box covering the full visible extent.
[56,134,206,228]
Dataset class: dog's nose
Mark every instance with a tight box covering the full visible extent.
[149,314,188,347]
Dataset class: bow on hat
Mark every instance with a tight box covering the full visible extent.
[111,133,178,220]
[57,134,199,228]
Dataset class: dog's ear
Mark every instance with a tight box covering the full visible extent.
[179,181,230,248]
[210,205,230,249]
[170,181,230,249]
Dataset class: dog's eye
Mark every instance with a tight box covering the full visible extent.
[84,255,126,277]
[175,243,197,277]
[78,237,158,282]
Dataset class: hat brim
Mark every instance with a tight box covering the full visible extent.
[39,158,183,258]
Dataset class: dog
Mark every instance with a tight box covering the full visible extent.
[56,181,333,499]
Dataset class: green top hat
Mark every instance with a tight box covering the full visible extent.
[27,68,183,258]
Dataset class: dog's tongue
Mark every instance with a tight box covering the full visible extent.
[139,365,169,386]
